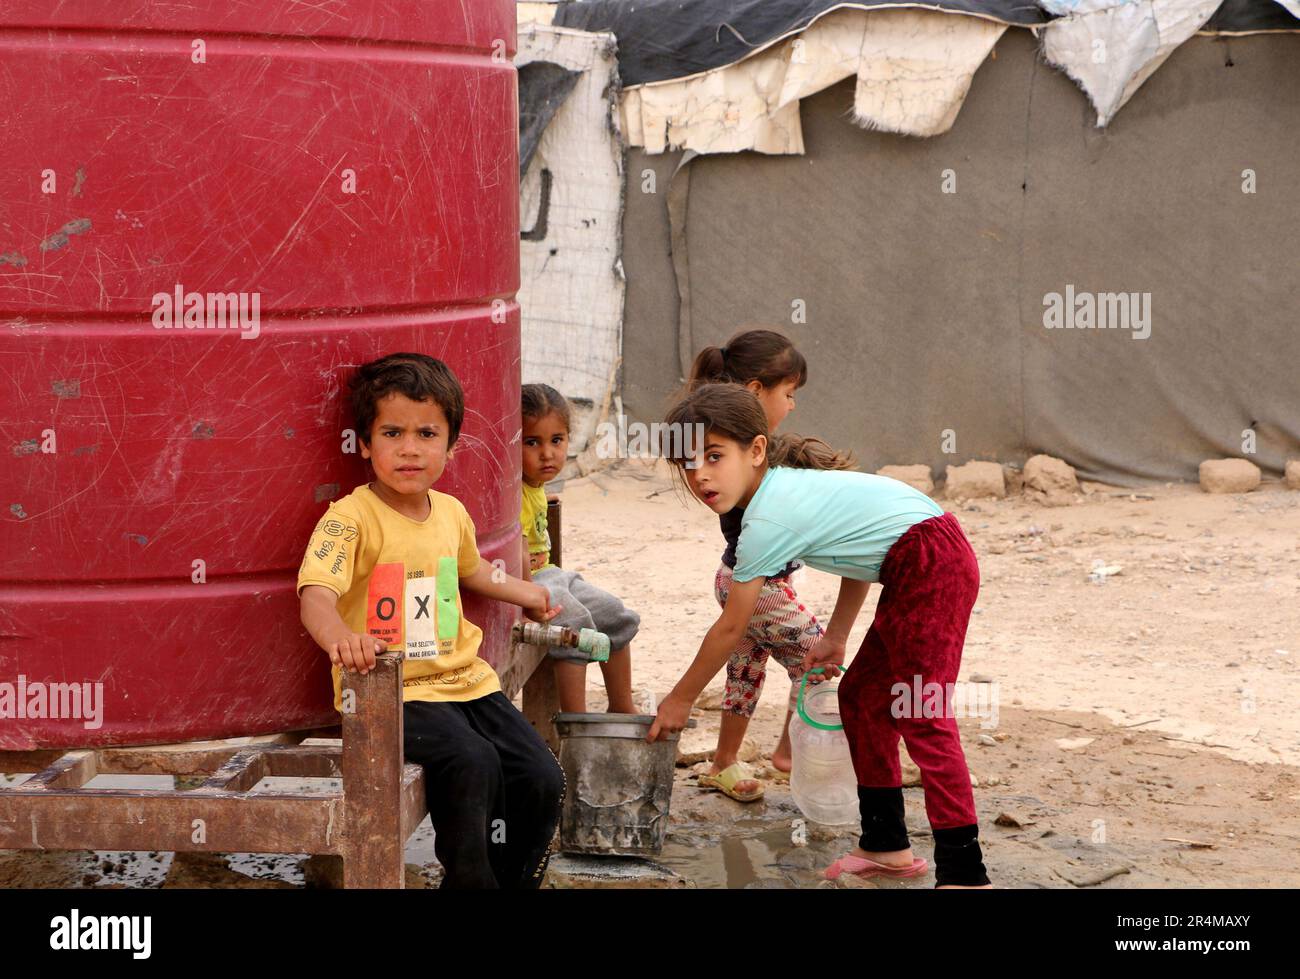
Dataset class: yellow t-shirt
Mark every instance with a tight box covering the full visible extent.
[520,481,554,573]
[297,483,500,712]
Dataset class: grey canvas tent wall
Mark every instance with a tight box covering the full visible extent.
[612,26,1299,485]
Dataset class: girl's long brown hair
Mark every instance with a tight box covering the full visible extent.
[662,383,855,498]
[685,327,808,392]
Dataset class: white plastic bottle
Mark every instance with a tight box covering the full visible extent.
[789,669,859,826]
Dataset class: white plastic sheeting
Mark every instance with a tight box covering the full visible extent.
[516,24,626,426]
[1040,0,1220,127]
[619,8,1006,153]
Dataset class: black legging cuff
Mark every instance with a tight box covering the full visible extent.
[932,824,990,887]
[857,786,910,853]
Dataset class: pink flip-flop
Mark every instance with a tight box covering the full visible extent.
[823,853,929,881]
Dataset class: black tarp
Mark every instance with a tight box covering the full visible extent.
[552,1,1050,86]
[553,0,1299,88]
[1206,0,1300,33]
[518,61,583,179]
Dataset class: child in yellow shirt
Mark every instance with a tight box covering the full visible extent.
[520,383,639,713]
[298,353,564,889]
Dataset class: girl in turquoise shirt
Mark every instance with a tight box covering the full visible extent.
[683,329,831,803]
[648,383,991,888]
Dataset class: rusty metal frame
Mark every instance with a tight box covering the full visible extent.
[0,498,566,887]
[0,655,422,887]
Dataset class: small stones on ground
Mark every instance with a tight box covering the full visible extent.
[994,811,1036,828]
[1088,560,1123,583]
[876,464,934,496]
[1055,864,1131,887]
[1055,737,1095,750]
[1003,464,1025,495]
[832,873,878,889]
[777,848,819,870]
[1198,458,1260,494]
[944,460,1006,500]
[676,728,758,766]
[545,855,690,889]
[1286,459,1300,490]
[1023,454,1079,507]
[695,687,725,711]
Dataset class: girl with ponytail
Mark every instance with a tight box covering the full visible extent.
[677,329,832,803]
[648,382,991,888]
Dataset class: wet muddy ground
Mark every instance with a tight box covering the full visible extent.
[4,700,1295,889]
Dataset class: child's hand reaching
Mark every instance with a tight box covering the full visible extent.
[325,632,387,675]
[522,581,562,625]
[646,695,691,742]
[801,634,847,679]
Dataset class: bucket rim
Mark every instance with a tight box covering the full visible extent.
[553,712,681,742]
[554,711,655,724]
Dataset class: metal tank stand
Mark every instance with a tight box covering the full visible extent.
[0,498,565,888]
[0,654,421,887]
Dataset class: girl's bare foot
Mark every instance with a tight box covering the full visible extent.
[771,708,795,772]
[851,845,915,869]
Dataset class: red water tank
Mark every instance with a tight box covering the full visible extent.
[0,1,521,748]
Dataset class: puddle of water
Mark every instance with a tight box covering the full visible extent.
[657,820,844,888]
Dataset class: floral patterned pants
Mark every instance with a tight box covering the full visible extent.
[714,563,824,718]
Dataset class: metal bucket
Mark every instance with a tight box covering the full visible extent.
[554,712,680,856]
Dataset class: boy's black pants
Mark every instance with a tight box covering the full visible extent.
[403,692,565,889]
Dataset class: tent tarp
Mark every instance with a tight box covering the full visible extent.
[1206,0,1300,32]
[552,0,1050,86]
[519,61,582,177]
[552,0,1300,89]
[618,31,1300,486]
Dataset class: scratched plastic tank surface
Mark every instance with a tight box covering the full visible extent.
[0,1,522,748]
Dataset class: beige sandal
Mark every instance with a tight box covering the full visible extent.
[697,761,764,802]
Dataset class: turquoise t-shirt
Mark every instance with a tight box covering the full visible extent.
[732,466,943,584]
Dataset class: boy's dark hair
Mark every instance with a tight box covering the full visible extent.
[348,353,465,447]
[684,327,808,394]
[521,382,571,433]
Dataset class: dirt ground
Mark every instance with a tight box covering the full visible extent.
[560,458,1300,887]
[3,458,1298,888]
